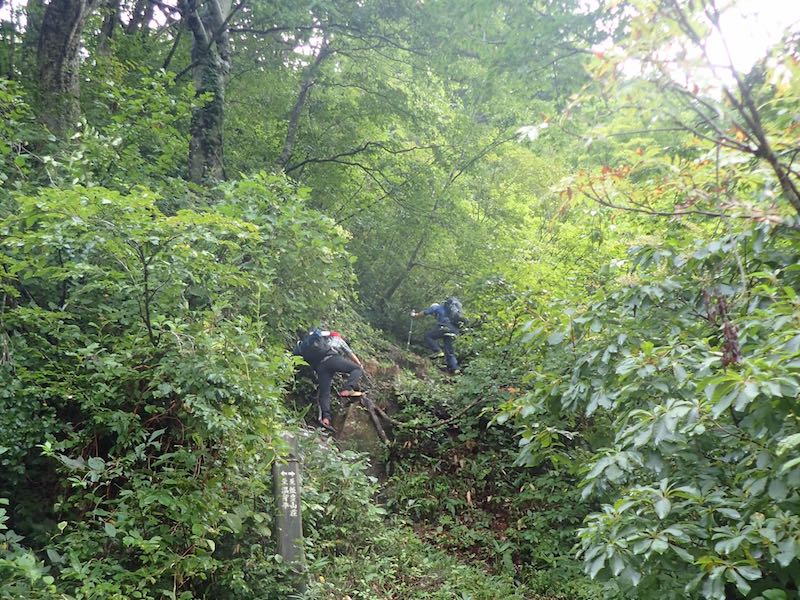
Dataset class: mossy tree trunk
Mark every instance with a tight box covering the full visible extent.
[35,0,98,135]
[181,0,233,183]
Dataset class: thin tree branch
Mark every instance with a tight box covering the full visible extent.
[277,37,331,169]
[375,398,488,431]
[285,141,439,174]
[582,182,786,224]
[162,23,183,70]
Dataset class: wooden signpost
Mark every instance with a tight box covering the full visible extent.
[272,432,307,593]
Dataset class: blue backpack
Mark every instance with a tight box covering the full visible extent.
[444,297,466,326]
[295,329,334,365]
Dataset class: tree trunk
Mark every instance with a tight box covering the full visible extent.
[125,0,147,34]
[0,0,15,78]
[22,0,47,80]
[97,0,120,54]
[380,230,428,308]
[36,0,98,135]
[277,39,330,171]
[182,0,232,183]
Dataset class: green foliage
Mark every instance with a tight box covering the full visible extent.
[77,60,194,187]
[0,497,59,600]
[385,368,611,599]
[0,66,192,194]
[4,0,799,597]
[301,443,387,556]
[0,78,44,189]
[498,226,800,598]
[304,525,533,600]
[0,176,352,597]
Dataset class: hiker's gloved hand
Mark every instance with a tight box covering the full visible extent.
[410,310,417,317]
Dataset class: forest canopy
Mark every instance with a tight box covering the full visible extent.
[1,0,799,599]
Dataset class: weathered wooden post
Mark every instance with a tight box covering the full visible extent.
[272,432,307,593]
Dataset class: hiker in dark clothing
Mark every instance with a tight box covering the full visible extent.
[412,300,461,374]
[294,329,363,430]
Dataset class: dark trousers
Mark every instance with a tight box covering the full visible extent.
[315,355,363,420]
[424,323,459,371]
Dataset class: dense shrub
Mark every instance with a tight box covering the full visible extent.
[498,226,800,599]
[0,176,351,598]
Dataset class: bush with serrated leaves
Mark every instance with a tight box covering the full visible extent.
[497,225,800,599]
[0,175,351,598]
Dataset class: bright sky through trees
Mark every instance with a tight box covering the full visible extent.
[586,0,800,92]
[709,0,800,70]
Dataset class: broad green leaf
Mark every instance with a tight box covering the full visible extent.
[735,565,761,581]
[767,478,788,501]
[670,544,694,562]
[654,497,671,519]
[87,457,105,471]
[651,538,669,553]
[777,433,800,455]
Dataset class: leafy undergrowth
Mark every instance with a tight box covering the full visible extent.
[291,348,610,599]
[293,359,610,600]
[306,526,535,600]
[376,368,618,600]
[300,431,592,600]
[297,431,520,600]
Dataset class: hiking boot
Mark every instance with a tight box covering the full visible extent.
[429,351,445,359]
[338,389,363,398]
[448,368,461,375]
[319,417,336,432]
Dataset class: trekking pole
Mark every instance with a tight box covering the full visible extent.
[406,311,415,350]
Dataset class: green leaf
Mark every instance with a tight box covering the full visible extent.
[104,522,117,538]
[776,539,798,566]
[735,565,761,581]
[777,433,800,455]
[87,457,106,471]
[622,565,642,587]
[46,548,63,564]
[670,544,694,562]
[729,568,751,596]
[780,456,800,473]
[673,363,687,382]
[654,496,671,519]
[57,454,86,471]
[651,538,669,553]
[716,508,741,520]
[610,552,625,576]
[587,554,605,578]
[711,389,737,418]
[768,478,788,500]
[223,513,243,534]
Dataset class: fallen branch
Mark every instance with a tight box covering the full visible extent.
[374,398,488,431]
[360,395,391,445]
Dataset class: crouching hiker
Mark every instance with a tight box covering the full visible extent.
[411,297,466,374]
[294,328,364,431]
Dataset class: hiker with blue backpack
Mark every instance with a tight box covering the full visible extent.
[294,328,364,431]
[411,297,466,374]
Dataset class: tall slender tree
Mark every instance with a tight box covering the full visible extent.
[180,0,236,182]
[35,0,99,134]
